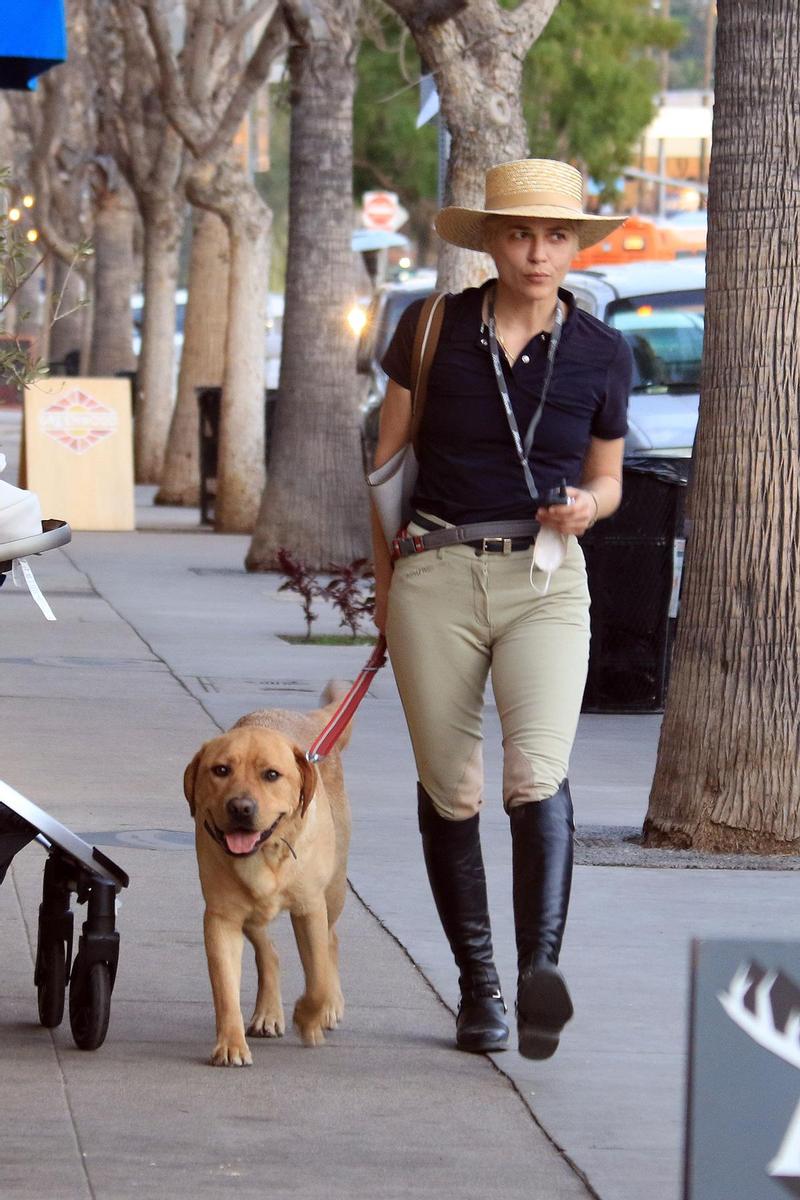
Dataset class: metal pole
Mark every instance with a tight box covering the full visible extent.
[437,112,450,208]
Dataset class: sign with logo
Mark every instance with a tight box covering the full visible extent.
[361,190,408,233]
[685,939,800,1199]
[23,377,134,530]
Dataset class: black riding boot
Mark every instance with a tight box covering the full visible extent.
[417,785,509,1053]
[509,779,575,1060]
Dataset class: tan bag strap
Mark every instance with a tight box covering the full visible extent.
[409,291,446,454]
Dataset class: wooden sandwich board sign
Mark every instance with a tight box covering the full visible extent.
[685,939,800,1199]
[22,378,135,531]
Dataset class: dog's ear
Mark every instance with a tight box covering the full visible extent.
[294,748,317,817]
[183,749,203,817]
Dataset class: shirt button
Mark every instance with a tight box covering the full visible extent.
[480,338,488,346]
[521,353,530,364]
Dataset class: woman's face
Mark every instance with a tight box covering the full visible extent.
[486,217,579,304]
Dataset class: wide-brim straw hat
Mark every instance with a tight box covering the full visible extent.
[435,158,626,252]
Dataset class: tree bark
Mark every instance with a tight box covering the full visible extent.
[134,197,183,482]
[644,0,800,853]
[386,0,559,292]
[49,259,87,367]
[88,182,137,377]
[247,0,368,570]
[217,187,268,532]
[156,209,229,507]
[186,162,269,532]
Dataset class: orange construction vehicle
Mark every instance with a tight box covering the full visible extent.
[571,214,706,269]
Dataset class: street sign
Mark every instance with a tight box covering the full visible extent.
[23,377,135,531]
[362,191,408,233]
[685,939,800,1199]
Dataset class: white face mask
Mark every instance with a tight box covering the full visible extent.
[530,526,567,594]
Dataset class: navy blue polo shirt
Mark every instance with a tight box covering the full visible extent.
[381,279,632,525]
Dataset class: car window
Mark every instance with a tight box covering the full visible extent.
[606,289,704,391]
[358,285,435,374]
[374,289,433,365]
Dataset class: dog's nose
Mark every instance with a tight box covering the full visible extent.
[226,795,256,822]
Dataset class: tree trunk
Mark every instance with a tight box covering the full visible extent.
[50,258,86,367]
[88,183,137,376]
[156,209,229,507]
[434,33,528,292]
[644,0,800,854]
[247,3,369,570]
[216,189,268,532]
[134,199,184,482]
[388,1,559,293]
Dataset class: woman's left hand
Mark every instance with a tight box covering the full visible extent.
[537,487,598,537]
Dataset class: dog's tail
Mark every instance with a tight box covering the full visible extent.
[317,679,354,752]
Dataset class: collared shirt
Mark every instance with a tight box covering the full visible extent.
[381,279,632,525]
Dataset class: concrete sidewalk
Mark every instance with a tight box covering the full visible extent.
[2,407,799,1199]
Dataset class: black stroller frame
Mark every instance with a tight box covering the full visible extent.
[1,517,129,1050]
[0,784,129,1051]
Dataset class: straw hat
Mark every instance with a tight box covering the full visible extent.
[435,159,626,252]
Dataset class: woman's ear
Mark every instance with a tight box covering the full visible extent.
[294,748,318,817]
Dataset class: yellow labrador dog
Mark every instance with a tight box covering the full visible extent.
[183,685,352,1066]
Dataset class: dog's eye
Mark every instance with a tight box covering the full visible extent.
[262,769,281,782]
[211,764,231,777]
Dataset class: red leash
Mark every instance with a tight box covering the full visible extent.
[305,635,388,763]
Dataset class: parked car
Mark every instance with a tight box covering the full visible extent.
[357,259,706,467]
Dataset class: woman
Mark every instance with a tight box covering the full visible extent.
[370,159,632,1059]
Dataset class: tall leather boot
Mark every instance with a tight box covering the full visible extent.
[509,779,575,1060]
[417,784,509,1053]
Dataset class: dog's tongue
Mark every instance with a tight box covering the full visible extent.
[225,830,262,855]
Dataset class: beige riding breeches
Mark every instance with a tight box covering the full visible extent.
[386,522,591,822]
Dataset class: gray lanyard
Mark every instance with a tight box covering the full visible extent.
[487,289,563,501]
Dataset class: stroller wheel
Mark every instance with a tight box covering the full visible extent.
[69,959,111,1050]
[36,937,67,1028]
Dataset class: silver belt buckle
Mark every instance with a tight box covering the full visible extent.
[481,537,512,555]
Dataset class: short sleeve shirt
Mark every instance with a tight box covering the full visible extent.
[381,279,632,525]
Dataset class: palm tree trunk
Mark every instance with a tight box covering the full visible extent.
[156,210,229,507]
[247,3,368,569]
[644,0,800,853]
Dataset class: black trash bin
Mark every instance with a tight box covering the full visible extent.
[581,458,689,713]
[197,386,277,525]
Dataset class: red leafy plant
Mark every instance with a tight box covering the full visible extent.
[322,558,375,641]
[276,548,323,640]
[276,550,375,642]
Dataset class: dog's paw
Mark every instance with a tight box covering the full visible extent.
[293,996,326,1046]
[248,1009,285,1038]
[209,1038,253,1067]
[321,993,344,1030]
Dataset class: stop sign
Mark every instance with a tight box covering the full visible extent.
[362,191,400,231]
